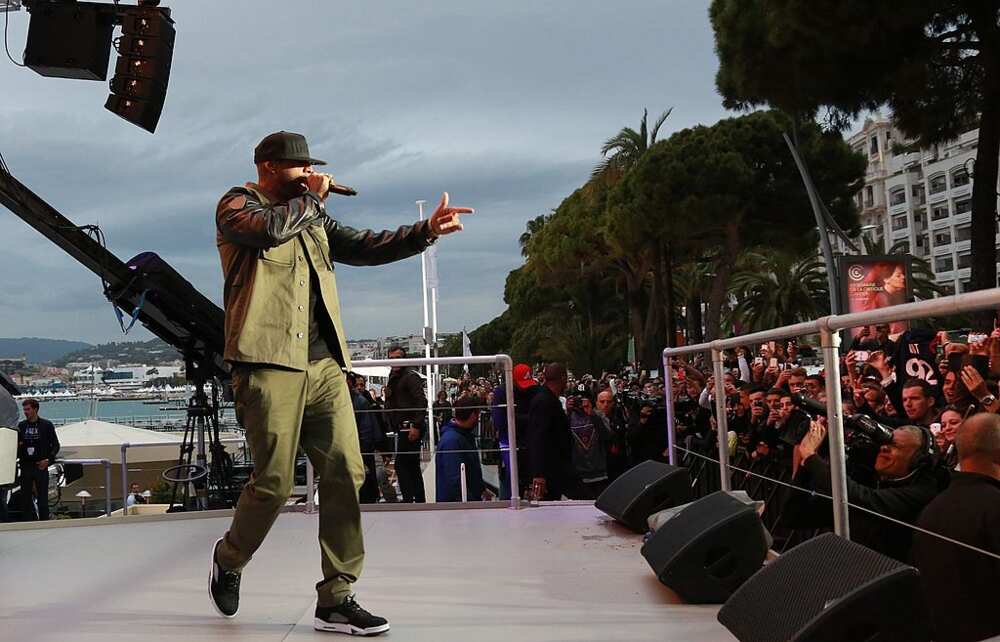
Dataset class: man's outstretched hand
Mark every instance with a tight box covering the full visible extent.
[429,192,474,237]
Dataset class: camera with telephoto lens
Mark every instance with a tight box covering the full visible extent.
[790,393,894,447]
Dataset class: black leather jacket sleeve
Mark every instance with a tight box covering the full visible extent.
[216,188,326,248]
[323,217,435,266]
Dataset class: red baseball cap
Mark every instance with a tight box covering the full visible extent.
[513,363,536,390]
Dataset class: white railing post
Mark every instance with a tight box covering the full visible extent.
[820,325,851,538]
[662,350,678,466]
[120,443,129,517]
[305,459,315,514]
[711,348,732,492]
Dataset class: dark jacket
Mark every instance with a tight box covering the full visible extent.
[800,455,944,562]
[491,383,538,469]
[386,366,426,452]
[435,420,484,502]
[570,410,612,481]
[629,408,669,465]
[351,390,381,449]
[17,418,60,465]
[527,386,575,491]
[216,184,435,370]
[912,472,1000,642]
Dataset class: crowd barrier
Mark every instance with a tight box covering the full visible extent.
[662,288,1000,555]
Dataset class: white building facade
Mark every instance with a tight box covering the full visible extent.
[839,117,1000,294]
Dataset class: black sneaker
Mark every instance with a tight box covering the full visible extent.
[208,537,241,618]
[314,595,390,636]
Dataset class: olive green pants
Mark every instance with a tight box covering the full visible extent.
[217,358,366,607]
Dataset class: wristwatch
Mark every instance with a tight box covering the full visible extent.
[979,394,997,406]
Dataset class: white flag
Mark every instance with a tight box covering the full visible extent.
[462,328,472,372]
[426,243,439,290]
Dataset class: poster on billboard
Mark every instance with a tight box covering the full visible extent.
[838,255,914,338]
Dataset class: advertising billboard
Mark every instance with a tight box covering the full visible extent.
[838,255,914,338]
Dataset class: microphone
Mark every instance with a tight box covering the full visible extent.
[321,174,357,196]
[329,183,357,197]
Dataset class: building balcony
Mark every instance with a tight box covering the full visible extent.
[928,191,949,205]
[952,184,972,198]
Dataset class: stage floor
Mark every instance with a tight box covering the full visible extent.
[0,504,733,641]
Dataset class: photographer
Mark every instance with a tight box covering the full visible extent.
[794,420,945,562]
[629,401,668,464]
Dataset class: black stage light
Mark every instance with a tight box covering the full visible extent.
[23,2,115,80]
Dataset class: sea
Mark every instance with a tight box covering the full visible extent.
[23,398,237,428]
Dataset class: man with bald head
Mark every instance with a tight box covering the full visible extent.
[913,413,1000,642]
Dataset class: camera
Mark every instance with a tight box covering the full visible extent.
[790,393,894,448]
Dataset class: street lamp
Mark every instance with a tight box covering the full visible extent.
[76,489,92,517]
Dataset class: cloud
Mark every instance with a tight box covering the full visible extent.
[0,0,727,344]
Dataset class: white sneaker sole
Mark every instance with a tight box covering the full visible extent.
[313,619,390,636]
[209,537,238,619]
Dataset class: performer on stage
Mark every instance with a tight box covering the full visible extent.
[208,131,472,636]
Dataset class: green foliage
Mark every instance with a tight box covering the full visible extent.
[592,108,673,179]
[610,109,864,339]
[729,250,830,332]
[467,108,865,363]
[149,480,173,504]
[711,0,1000,295]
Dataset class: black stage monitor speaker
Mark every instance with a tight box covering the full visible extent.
[595,460,691,533]
[641,491,769,603]
[718,533,931,642]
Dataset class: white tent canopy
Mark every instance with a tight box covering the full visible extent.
[56,419,242,463]
[351,364,392,379]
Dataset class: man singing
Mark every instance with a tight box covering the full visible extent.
[208,131,472,635]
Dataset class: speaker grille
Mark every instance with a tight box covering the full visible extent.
[595,460,691,532]
[642,492,768,603]
[718,533,926,642]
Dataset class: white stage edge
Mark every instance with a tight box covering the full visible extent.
[0,504,734,641]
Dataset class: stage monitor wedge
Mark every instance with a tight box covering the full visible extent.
[641,491,769,603]
[718,533,931,642]
[595,460,691,533]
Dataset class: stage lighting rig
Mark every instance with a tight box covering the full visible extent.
[19,1,175,133]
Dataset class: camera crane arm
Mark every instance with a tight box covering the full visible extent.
[0,166,228,382]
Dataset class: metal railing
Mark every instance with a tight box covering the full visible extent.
[56,458,112,516]
[306,354,520,509]
[662,288,1000,539]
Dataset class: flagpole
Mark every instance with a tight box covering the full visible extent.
[417,200,435,452]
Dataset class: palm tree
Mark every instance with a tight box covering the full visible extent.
[728,250,830,333]
[591,107,673,179]
[518,213,549,258]
[591,107,675,357]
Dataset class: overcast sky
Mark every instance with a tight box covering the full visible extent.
[0,0,728,344]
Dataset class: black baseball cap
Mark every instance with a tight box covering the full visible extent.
[253,131,327,166]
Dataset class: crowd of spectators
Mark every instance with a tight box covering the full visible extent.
[349,324,1000,642]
